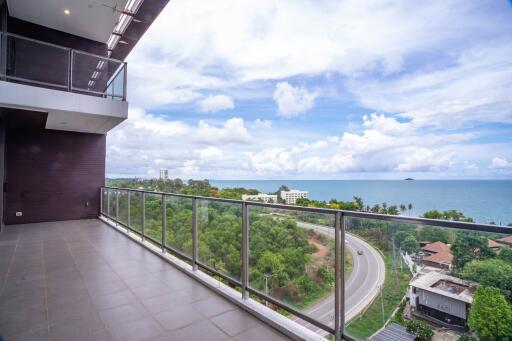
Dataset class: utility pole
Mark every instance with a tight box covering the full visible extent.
[380,285,385,324]
[263,274,272,307]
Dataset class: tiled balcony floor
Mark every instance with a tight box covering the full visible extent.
[0,219,291,341]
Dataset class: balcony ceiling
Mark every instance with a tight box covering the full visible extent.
[6,0,128,43]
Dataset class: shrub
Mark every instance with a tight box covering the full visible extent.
[405,319,434,341]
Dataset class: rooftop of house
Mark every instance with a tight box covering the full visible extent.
[497,235,512,245]
[422,251,453,265]
[410,272,476,304]
[421,241,451,254]
[488,239,504,248]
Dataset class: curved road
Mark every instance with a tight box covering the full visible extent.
[292,221,386,335]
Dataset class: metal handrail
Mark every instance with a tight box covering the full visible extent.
[102,186,512,233]
[0,32,127,100]
[100,186,512,341]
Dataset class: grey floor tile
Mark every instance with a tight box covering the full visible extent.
[99,302,147,328]
[191,296,238,318]
[168,319,230,341]
[232,325,292,341]
[210,309,261,337]
[154,305,203,332]
[91,289,138,311]
[110,317,164,341]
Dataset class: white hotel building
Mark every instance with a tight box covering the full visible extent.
[241,193,278,203]
[281,190,309,204]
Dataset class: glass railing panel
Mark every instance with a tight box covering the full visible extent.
[129,191,143,233]
[165,196,193,258]
[197,199,242,281]
[144,193,163,245]
[248,205,336,334]
[344,216,512,341]
[117,190,129,225]
[101,188,109,215]
[4,34,69,89]
[72,50,124,97]
[107,189,117,218]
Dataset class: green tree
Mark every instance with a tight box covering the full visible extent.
[468,286,512,340]
[451,233,494,271]
[353,196,364,211]
[498,248,512,263]
[401,235,420,254]
[458,334,474,341]
[422,209,473,222]
[460,259,512,301]
[399,204,407,215]
[408,203,413,215]
[405,319,434,341]
[256,251,288,287]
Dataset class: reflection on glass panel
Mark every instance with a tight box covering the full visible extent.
[118,190,129,225]
[72,51,123,95]
[101,188,108,214]
[108,189,117,218]
[165,196,193,257]
[144,193,163,244]
[197,199,242,281]
[6,34,69,88]
[130,192,143,232]
[344,217,512,341]
[248,205,336,333]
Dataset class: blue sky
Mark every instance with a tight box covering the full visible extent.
[106,0,512,179]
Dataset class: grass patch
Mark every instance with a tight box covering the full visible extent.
[345,249,411,340]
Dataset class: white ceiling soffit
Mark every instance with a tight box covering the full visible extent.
[6,0,128,43]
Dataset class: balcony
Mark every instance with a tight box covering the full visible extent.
[0,32,128,134]
[0,219,292,341]
[1,187,511,341]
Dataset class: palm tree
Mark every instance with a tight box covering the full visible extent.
[399,204,407,215]
[353,196,364,211]
[381,202,388,214]
[408,203,413,216]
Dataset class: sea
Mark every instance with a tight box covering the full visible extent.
[210,180,512,225]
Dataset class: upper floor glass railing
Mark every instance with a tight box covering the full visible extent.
[0,32,126,101]
[100,186,512,341]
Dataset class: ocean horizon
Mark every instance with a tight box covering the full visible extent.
[210,180,512,225]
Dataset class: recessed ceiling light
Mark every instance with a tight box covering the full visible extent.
[64,9,71,15]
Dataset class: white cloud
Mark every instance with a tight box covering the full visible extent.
[489,157,510,169]
[197,95,235,112]
[194,146,224,161]
[464,161,479,170]
[273,82,317,117]
[106,108,251,177]
[245,113,468,175]
[252,119,272,129]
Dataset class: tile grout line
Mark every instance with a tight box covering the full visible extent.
[65,225,114,340]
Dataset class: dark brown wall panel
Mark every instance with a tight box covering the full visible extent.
[4,109,105,224]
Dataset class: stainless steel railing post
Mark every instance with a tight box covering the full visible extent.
[100,187,104,215]
[127,191,131,233]
[162,194,166,253]
[115,190,119,224]
[242,202,249,300]
[141,192,146,242]
[107,188,111,218]
[192,198,198,270]
[334,212,346,341]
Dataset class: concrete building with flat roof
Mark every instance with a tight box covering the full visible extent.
[280,190,308,204]
[242,193,278,203]
[409,272,476,330]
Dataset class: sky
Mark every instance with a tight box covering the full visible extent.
[106,0,512,180]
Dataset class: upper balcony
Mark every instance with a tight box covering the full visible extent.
[0,32,128,134]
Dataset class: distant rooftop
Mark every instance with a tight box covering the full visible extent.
[421,241,450,254]
[410,272,476,304]
[370,323,415,341]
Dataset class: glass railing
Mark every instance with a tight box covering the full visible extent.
[0,32,126,100]
[100,186,512,341]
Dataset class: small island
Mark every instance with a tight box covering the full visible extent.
[404,178,414,180]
